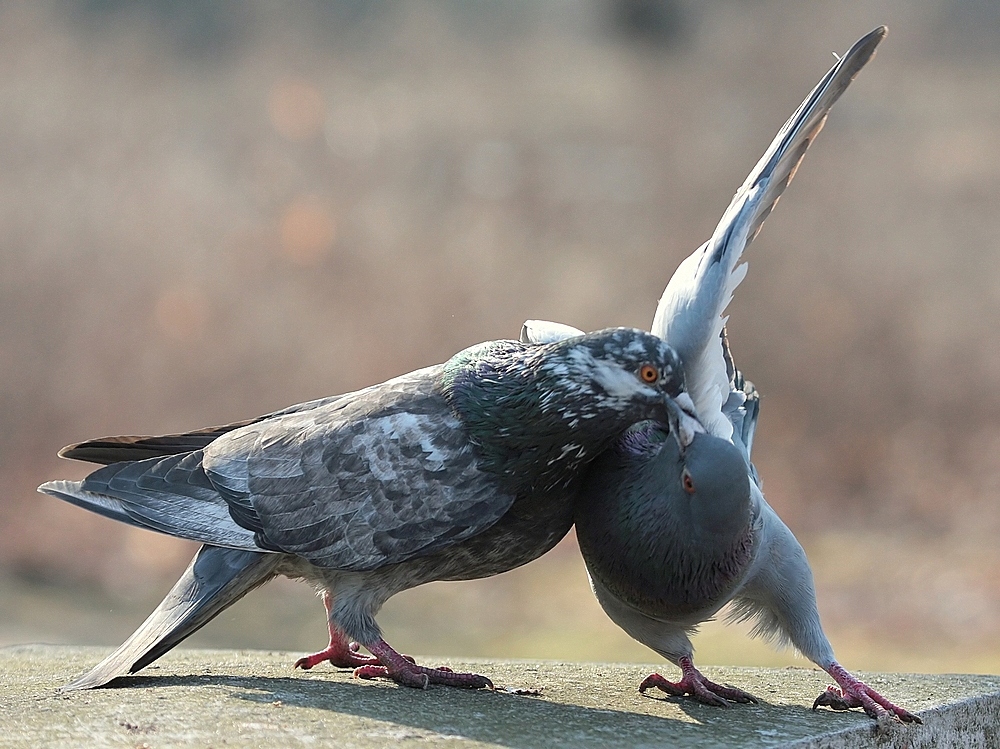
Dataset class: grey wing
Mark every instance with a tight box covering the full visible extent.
[63,545,279,690]
[651,28,886,440]
[39,365,512,569]
[719,328,760,468]
[203,394,515,572]
[38,394,361,550]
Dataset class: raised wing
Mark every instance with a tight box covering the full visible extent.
[651,27,885,440]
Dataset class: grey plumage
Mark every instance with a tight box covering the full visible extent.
[527,28,919,722]
[41,327,685,690]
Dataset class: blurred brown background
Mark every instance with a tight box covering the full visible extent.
[2,0,999,675]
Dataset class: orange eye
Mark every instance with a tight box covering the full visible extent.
[682,469,695,494]
[640,364,659,383]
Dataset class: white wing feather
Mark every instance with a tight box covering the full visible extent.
[520,320,585,345]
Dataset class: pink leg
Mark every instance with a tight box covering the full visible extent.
[294,591,378,670]
[353,639,494,690]
[813,663,921,723]
[639,656,757,707]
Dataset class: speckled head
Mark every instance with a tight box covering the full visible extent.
[533,327,686,414]
[442,327,686,496]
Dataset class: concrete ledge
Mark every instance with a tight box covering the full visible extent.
[3,645,998,748]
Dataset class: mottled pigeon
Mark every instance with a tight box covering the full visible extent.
[40,327,686,690]
[525,27,920,722]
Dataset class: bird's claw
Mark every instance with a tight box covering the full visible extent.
[294,644,378,670]
[812,686,857,712]
[294,647,417,670]
[294,633,382,669]
[815,665,922,724]
[354,663,494,690]
[294,630,418,670]
[812,684,921,724]
[639,662,758,707]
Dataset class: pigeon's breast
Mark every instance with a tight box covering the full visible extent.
[583,521,755,619]
[575,441,755,620]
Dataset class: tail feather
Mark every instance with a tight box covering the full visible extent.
[64,544,283,690]
[38,479,142,529]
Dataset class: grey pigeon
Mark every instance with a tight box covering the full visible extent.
[525,28,920,723]
[39,327,686,690]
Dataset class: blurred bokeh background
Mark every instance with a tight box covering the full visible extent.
[3,0,999,676]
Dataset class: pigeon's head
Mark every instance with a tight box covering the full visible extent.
[535,327,685,427]
[596,423,752,539]
[443,327,687,494]
[669,432,753,539]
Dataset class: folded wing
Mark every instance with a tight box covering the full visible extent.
[41,368,515,572]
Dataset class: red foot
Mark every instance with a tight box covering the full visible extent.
[294,590,381,670]
[294,636,378,670]
[814,663,921,723]
[354,639,494,690]
[639,657,758,707]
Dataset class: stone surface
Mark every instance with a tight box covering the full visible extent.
[2,645,999,748]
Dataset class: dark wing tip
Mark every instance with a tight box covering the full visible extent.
[57,421,257,465]
[846,26,887,73]
[57,436,157,464]
[58,434,205,465]
[57,439,122,462]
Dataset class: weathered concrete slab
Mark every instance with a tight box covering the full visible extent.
[2,645,998,748]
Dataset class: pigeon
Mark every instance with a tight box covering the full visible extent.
[524,27,920,723]
[39,327,687,691]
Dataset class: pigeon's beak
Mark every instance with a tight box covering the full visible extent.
[664,393,705,455]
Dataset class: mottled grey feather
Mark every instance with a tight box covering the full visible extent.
[202,370,513,570]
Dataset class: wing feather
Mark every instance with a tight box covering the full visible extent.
[202,370,515,571]
[57,392,353,465]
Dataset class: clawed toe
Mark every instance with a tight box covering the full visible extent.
[812,686,856,712]
[355,663,493,690]
[639,660,758,708]
[813,686,921,723]
[816,664,922,724]
[352,638,493,690]
[294,643,378,670]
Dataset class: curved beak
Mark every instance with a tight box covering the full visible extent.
[664,393,706,455]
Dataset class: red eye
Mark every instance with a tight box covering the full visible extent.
[682,469,695,494]
[640,364,659,383]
